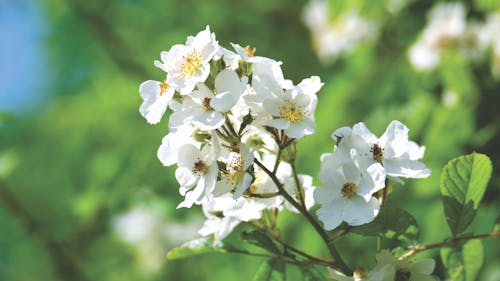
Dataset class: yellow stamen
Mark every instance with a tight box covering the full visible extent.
[180,50,203,77]
[244,45,256,57]
[279,101,305,124]
[159,81,169,96]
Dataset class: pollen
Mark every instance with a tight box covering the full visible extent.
[192,159,208,175]
[341,182,357,198]
[371,144,384,162]
[180,50,203,77]
[202,97,212,111]
[244,45,256,57]
[159,80,169,96]
[279,101,305,124]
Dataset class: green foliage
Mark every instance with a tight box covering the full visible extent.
[440,239,484,281]
[351,205,419,244]
[440,153,492,235]
[301,266,328,281]
[241,230,281,254]
[252,259,285,281]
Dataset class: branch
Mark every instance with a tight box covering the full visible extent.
[398,231,500,260]
[254,159,351,274]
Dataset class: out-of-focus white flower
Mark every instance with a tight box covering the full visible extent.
[139,79,175,124]
[408,2,466,71]
[302,2,377,63]
[112,205,201,274]
[314,159,385,230]
[155,26,218,95]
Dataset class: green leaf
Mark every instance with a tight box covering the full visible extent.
[440,239,483,281]
[241,230,281,254]
[493,216,500,232]
[440,153,492,235]
[301,265,328,281]
[350,206,419,244]
[252,259,285,281]
[166,238,245,260]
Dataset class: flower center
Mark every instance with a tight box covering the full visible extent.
[244,45,256,57]
[159,80,170,96]
[353,267,367,279]
[341,182,357,198]
[202,97,212,111]
[180,50,203,77]
[223,152,245,185]
[279,101,305,124]
[192,159,208,175]
[371,144,384,162]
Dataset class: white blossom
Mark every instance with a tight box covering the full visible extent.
[155,26,218,95]
[139,79,175,124]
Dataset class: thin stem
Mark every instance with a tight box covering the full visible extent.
[398,231,500,260]
[226,248,302,266]
[254,158,351,274]
[290,162,306,208]
[249,222,335,267]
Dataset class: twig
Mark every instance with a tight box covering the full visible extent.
[254,159,352,274]
[398,231,500,260]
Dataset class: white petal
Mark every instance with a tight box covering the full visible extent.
[380,120,409,157]
[384,159,431,178]
[233,172,254,199]
[313,186,341,204]
[284,118,315,138]
[267,118,290,130]
[215,69,245,98]
[297,76,323,96]
[342,196,380,226]
[177,144,200,168]
[316,200,344,230]
[139,80,173,124]
[192,111,225,130]
[352,122,378,144]
[211,91,236,112]
[175,167,197,189]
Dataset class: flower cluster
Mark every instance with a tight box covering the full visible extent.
[302,0,376,63]
[408,2,500,76]
[314,121,431,230]
[328,250,436,281]
[139,26,320,241]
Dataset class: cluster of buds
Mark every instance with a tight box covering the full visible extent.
[139,26,321,241]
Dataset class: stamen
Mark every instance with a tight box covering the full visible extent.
[244,45,256,57]
[159,81,169,96]
[180,50,203,77]
[341,182,357,198]
[371,144,384,162]
[279,101,305,124]
[192,159,208,175]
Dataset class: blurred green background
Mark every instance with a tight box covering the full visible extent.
[1,0,499,280]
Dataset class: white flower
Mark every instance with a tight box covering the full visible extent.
[283,174,316,212]
[157,124,199,167]
[213,143,255,199]
[328,251,436,281]
[170,69,246,131]
[302,0,329,31]
[315,159,386,230]
[139,79,175,124]
[155,26,218,95]
[334,121,431,179]
[408,2,466,71]
[198,194,265,242]
[175,138,220,208]
[262,77,322,139]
